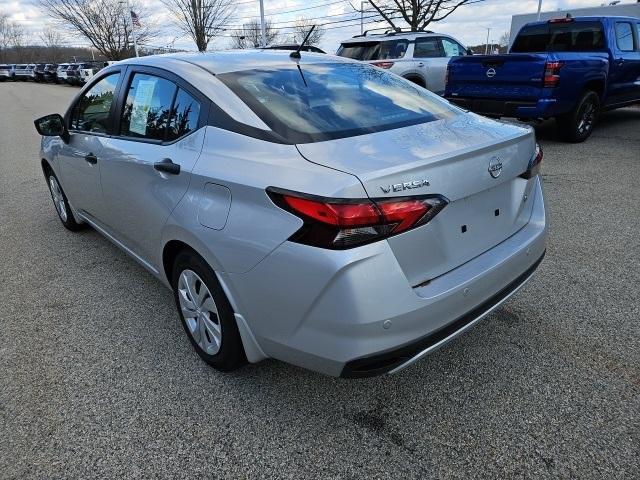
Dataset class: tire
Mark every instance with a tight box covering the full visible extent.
[46,172,85,231]
[557,90,600,143]
[172,250,246,372]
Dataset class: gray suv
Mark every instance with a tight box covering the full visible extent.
[337,31,471,95]
[34,51,547,377]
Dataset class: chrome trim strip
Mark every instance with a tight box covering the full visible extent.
[387,267,537,375]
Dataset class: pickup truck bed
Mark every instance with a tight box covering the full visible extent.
[445,16,640,142]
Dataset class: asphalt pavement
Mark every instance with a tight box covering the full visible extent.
[1,82,639,479]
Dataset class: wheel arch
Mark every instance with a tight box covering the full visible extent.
[161,236,267,363]
[402,73,426,88]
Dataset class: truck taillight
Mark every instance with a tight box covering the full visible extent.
[372,61,394,69]
[520,143,543,179]
[268,189,448,249]
[543,61,563,88]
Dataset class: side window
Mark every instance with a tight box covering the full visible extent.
[414,37,442,58]
[120,73,177,140]
[615,22,634,52]
[441,38,466,57]
[166,89,201,142]
[71,72,120,133]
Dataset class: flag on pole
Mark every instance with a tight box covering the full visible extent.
[130,11,141,28]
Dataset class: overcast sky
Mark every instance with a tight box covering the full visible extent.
[1,0,636,53]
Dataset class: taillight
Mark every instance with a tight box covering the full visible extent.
[543,61,563,88]
[268,189,448,249]
[520,143,543,179]
[372,61,394,69]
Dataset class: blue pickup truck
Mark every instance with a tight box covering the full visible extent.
[445,16,640,142]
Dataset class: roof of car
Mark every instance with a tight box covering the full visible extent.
[115,49,353,75]
[340,30,443,43]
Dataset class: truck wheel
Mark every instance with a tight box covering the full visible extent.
[557,91,600,143]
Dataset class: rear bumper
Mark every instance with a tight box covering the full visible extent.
[226,177,548,377]
[447,96,567,118]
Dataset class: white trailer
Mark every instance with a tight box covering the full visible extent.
[509,2,640,47]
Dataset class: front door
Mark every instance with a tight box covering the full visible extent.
[98,70,205,266]
[59,72,121,217]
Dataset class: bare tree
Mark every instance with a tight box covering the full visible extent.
[293,17,324,46]
[162,0,234,52]
[39,0,158,60]
[498,31,509,48]
[230,19,279,49]
[40,26,64,62]
[0,13,24,61]
[367,0,472,32]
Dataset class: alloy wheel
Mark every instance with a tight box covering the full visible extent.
[177,269,222,355]
[577,101,596,136]
[49,176,68,222]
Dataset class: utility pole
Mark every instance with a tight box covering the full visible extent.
[537,0,543,20]
[485,27,491,55]
[125,0,139,57]
[259,0,267,47]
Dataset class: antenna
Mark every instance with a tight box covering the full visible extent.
[290,25,316,59]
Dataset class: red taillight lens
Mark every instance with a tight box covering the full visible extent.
[543,61,563,88]
[269,189,448,249]
[521,143,543,179]
[372,61,394,69]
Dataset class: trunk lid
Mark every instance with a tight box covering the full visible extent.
[296,114,537,285]
[446,53,548,101]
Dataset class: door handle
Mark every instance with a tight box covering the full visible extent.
[153,158,180,175]
[84,153,97,164]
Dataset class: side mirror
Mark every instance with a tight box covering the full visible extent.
[466,48,474,56]
[34,113,69,143]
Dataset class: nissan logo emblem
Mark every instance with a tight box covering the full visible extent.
[488,157,503,178]
[486,68,496,78]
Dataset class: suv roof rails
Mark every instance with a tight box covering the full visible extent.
[351,28,434,38]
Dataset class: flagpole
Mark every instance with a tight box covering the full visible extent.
[126,0,139,57]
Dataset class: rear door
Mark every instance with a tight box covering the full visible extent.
[608,20,640,105]
[98,67,206,264]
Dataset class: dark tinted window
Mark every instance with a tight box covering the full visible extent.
[166,89,200,141]
[512,21,604,52]
[120,73,176,140]
[337,40,409,60]
[414,37,441,58]
[615,22,634,51]
[71,72,120,133]
[218,63,457,143]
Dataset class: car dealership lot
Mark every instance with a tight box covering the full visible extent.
[1,82,638,478]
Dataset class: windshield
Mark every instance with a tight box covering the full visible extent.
[337,40,409,61]
[218,62,458,143]
[511,21,605,52]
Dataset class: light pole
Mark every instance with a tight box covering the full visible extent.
[485,27,491,55]
[259,0,267,47]
[122,0,139,57]
[537,0,543,20]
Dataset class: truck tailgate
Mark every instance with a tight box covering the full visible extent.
[447,53,548,100]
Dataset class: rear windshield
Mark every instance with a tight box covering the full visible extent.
[511,21,605,52]
[218,62,457,143]
[337,40,409,60]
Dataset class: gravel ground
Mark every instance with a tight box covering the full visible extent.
[1,82,639,479]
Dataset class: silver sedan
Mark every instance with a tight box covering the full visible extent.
[34,51,547,377]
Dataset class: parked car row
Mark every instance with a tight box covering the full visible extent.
[0,62,106,86]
